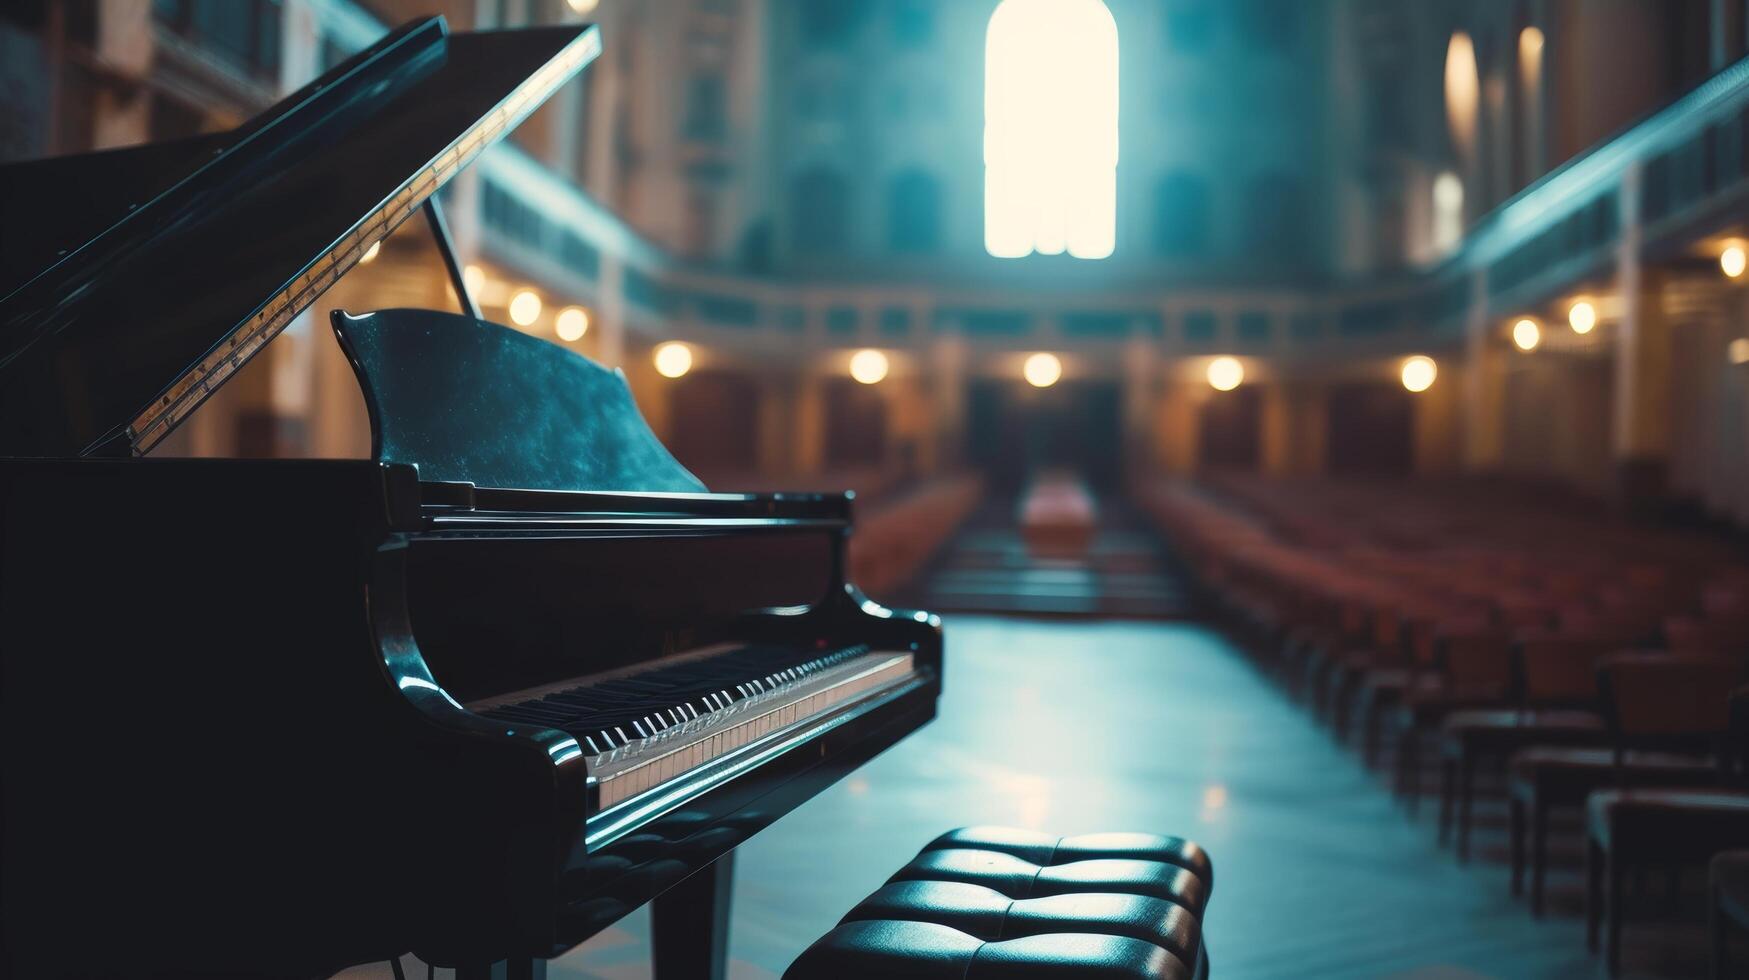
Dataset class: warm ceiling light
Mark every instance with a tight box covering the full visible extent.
[654,341,693,379]
[508,289,543,326]
[1723,245,1747,279]
[1401,355,1438,393]
[1519,26,1545,58]
[555,306,589,342]
[566,0,599,13]
[849,349,889,385]
[1206,356,1243,392]
[1512,318,1541,351]
[359,241,381,264]
[1022,352,1062,388]
[1568,300,1596,334]
[1445,32,1479,156]
[462,264,486,297]
[1730,338,1749,365]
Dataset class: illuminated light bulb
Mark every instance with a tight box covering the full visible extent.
[1568,300,1596,334]
[1512,318,1541,351]
[1519,26,1544,58]
[1401,355,1438,393]
[654,341,693,379]
[1730,338,1749,365]
[509,289,542,327]
[555,307,589,342]
[1445,32,1479,154]
[849,349,889,385]
[1206,356,1243,392]
[1723,245,1747,279]
[1022,352,1062,388]
[359,241,381,264]
[463,264,486,297]
[566,0,599,13]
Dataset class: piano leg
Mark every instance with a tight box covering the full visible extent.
[651,852,734,980]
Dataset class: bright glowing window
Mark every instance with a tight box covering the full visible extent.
[985,0,1118,260]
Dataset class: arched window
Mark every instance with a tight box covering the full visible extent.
[985,0,1118,260]
[1154,172,1209,256]
[790,167,850,252]
[888,169,942,253]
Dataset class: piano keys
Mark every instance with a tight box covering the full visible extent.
[0,15,943,979]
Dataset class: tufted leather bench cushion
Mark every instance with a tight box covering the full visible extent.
[785,828,1213,980]
[922,827,1214,900]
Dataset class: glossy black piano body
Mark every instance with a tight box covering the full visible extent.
[1,456,941,975]
[0,16,943,978]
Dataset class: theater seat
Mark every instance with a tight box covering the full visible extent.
[1588,789,1749,850]
[1508,747,1718,915]
[1439,707,1605,860]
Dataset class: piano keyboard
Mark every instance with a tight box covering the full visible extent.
[475,644,918,808]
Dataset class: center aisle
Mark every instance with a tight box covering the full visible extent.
[908,499,1191,618]
[551,617,1669,979]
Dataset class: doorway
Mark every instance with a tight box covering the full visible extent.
[966,379,1123,493]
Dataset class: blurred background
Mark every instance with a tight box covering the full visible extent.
[2,1,1739,514]
[11,3,1749,977]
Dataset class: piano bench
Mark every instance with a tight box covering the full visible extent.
[785,827,1214,980]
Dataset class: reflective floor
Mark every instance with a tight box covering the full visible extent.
[345,616,1714,979]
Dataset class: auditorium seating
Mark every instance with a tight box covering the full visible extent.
[1131,474,1749,970]
[847,473,983,597]
[1586,657,1749,972]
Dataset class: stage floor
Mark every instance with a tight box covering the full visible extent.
[344,616,1713,979]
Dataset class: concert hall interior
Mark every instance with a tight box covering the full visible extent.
[7,1,1749,978]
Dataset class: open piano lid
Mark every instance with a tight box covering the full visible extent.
[0,16,601,458]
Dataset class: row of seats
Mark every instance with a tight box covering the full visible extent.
[848,473,984,596]
[1133,475,1749,976]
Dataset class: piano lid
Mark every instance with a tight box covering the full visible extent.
[0,16,601,459]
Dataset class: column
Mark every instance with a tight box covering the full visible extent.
[755,371,796,478]
[1413,363,1462,475]
[91,0,150,150]
[1259,382,1292,476]
[1121,338,1159,477]
[1611,163,1672,507]
[928,334,967,474]
[793,374,826,478]
[1461,268,1506,470]
[597,255,627,370]
[1155,382,1200,476]
[1713,0,1746,70]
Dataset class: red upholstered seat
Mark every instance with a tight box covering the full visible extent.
[1507,747,1719,914]
[1583,657,1746,973]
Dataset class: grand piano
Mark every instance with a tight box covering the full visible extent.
[0,16,943,978]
